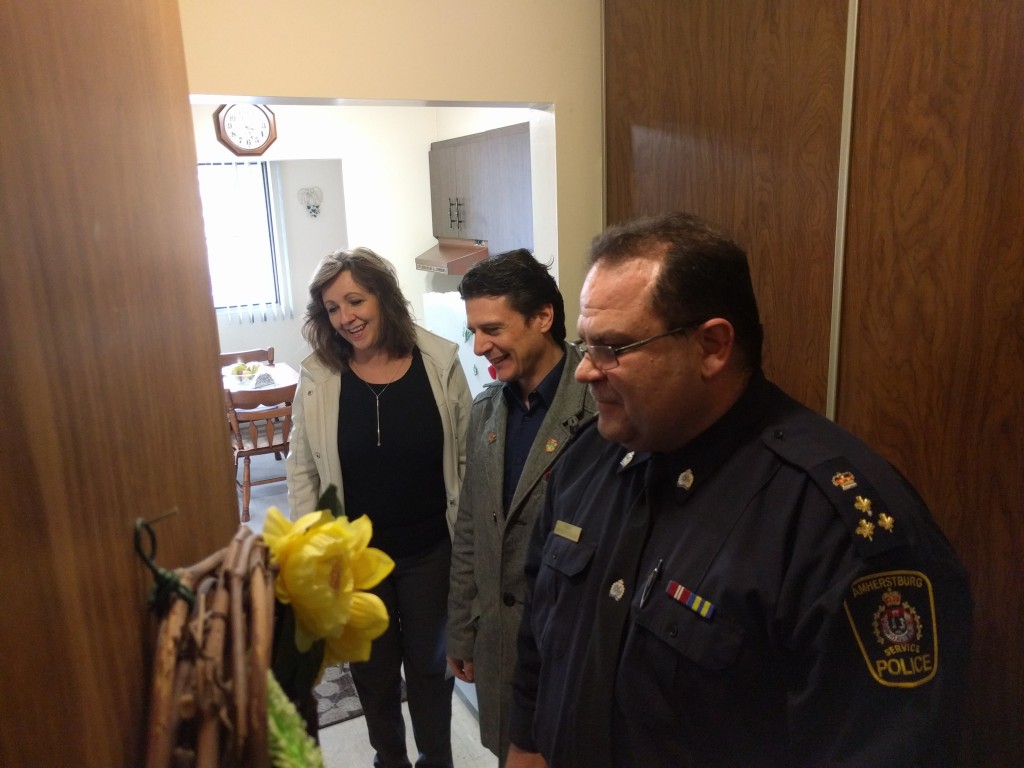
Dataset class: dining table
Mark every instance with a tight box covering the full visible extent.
[221,361,300,395]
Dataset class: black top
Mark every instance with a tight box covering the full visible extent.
[338,348,447,558]
[510,372,973,767]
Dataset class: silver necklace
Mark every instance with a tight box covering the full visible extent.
[353,361,401,447]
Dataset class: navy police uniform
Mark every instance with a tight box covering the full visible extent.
[509,373,972,767]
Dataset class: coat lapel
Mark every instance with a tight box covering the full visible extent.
[479,388,508,518]
[505,346,593,525]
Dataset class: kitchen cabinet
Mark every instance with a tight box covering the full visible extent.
[481,123,533,253]
[428,122,532,253]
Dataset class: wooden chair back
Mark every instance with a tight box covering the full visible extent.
[224,382,295,522]
[219,347,275,367]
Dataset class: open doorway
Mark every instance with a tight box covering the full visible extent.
[189,98,556,380]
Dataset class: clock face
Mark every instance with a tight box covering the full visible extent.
[214,104,277,156]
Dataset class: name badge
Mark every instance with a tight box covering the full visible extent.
[553,520,582,542]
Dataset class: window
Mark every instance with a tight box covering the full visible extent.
[197,162,281,309]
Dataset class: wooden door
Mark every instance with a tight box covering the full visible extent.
[605,0,847,413]
[604,1,1024,764]
[839,3,1024,763]
[0,1,240,764]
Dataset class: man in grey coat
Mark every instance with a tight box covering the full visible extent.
[447,250,595,765]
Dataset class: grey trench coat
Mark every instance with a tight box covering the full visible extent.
[447,343,595,757]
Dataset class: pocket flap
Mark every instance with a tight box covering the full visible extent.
[634,597,744,671]
[541,533,595,578]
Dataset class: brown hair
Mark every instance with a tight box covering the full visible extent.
[302,247,416,372]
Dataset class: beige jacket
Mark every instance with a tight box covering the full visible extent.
[286,326,472,533]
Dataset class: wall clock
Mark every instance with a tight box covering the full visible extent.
[213,104,277,156]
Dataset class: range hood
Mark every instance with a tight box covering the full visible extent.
[415,238,489,276]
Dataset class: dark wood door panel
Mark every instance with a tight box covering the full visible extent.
[840,2,1024,764]
[1,1,239,763]
[605,0,847,412]
[606,1,1024,764]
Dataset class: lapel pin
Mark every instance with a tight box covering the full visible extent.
[676,469,694,490]
[486,432,497,444]
[609,579,626,601]
[545,438,558,453]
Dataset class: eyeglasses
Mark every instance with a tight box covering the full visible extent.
[576,325,698,371]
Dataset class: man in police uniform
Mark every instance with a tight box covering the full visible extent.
[506,213,972,767]
[447,249,595,764]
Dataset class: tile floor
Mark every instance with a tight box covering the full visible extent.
[319,690,496,767]
[237,453,498,767]
[237,450,288,535]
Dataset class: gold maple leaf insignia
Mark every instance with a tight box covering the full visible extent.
[855,519,875,540]
[878,513,894,531]
[854,496,873,515]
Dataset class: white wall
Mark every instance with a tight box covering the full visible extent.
[193,102,547,369]
[177,0,604,327]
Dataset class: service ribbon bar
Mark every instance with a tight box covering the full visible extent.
[666,580,715,619]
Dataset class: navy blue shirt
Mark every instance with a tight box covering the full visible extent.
[509,373,973,767]
[501,353,566,514]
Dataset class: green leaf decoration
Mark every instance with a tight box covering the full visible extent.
[271,602,325,704]
[316,484,345,519]
[267,670,324,768]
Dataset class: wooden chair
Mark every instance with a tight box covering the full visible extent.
[219,347,275,367]
[225,383,295,522]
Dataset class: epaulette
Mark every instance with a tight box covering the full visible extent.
[762,426,907,559]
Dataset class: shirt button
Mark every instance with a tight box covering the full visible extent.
[502,592,516,607]
[667,623,679,638]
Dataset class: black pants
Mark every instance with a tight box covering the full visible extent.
[350,538,454,768]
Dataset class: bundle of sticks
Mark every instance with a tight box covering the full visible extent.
[144,525,275,768]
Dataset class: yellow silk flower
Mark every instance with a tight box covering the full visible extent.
[263,507,394,666]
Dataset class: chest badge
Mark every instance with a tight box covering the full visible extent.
[609,579,626,601]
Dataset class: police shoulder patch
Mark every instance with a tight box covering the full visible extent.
[843,570,939,688]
